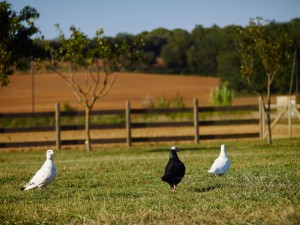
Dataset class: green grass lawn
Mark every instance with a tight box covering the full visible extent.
[0,139,299,224]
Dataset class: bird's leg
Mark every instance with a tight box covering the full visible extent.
[172,185,176,192]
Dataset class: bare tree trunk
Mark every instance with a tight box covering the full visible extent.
[266,75,272,145]
[85,106,92,152]
[266,107,272,144]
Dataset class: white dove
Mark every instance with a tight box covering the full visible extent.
[21,149,56,191]
[208,144,230,176]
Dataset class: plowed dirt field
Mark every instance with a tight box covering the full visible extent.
[0,73,222,112]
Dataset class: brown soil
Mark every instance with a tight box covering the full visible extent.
[0,72,222,113]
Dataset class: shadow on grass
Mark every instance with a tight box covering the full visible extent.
[148,146,217,153]
[191,184,223,193]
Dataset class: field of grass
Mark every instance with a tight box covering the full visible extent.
[0,139,299,224]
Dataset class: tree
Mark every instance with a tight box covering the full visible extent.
[46,25,143,151]
[210,83,234,106]
[216,26,247,92]
[187,25,220,76]
[161,29,192,74]
[236,17,292,144]
[0,1,39,88]
[135,28,171,73]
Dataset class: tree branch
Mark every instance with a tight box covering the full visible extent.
[246,76,267,112]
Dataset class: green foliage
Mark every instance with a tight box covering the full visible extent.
[0,1,40,87]
[153,95,170,108]
[93,114,125,125]
[0,139,299,224]
[210,83,234,106]
[171,92,186,108]
[143,93,185,109]
[46,24,144,76]
[0,114,125,128]
[236,17,293,93]
[161,29,192,74]
[142,93,188,121]
[63,102,77,111]
[187,25,220,76]
[0,117,55,128]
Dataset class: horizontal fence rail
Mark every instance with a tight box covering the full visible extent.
[0,112,55,118]
[0,100,263,149]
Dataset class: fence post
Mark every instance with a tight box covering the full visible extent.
[193,99,199,144]
[259,97,264,140]
[55,103,61,150]
[126,101,132,147]
[288,97,292,138]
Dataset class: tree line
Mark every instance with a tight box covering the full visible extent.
[1,1,299,96]
[126,19,299,95]
[23,18,300,95]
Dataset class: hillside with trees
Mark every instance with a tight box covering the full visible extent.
[33,18,300,95]
[4,2,299,96]
[132,19,300,95]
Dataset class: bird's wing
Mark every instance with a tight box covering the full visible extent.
[208,157,222,173]
[221,159,230,173]
[163,161,185,180]
[22,165,51,190]
[208,157,229,174]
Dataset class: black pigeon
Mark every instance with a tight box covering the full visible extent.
[161,146,186,191]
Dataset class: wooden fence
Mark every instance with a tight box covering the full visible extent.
[0,100,263,149]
